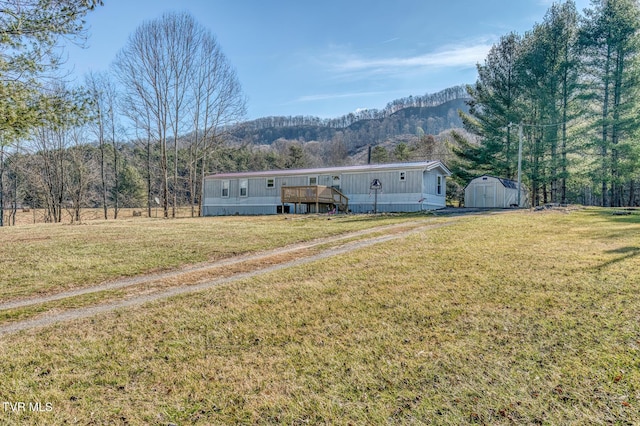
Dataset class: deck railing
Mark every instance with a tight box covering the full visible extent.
[281,185,348,213]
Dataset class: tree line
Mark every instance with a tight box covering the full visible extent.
[230,97,469,157]
[0,7,246,225]
[0,0,103,226]
[452,0,640,207]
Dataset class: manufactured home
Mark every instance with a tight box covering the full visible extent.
[202,161,451,216]
[464,175,529,208]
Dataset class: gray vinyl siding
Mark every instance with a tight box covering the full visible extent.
[279,176,309,187]
[205,178,218,196]
[341,170,421,194]
[423,173,444,195]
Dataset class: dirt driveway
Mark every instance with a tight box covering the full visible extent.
[0,218,465,336]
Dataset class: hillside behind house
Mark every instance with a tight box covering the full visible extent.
[228,86,470,155]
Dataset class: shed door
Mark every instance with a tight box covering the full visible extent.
[474,184,496,208]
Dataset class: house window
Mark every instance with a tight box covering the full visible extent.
[436,175,443,195]
[309,176,317,185]
[221,180,230,198]
[399,171,406,181]
[239,179,248,197]
[266,178,275,188]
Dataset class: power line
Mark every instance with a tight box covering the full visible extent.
[508,121,567,129]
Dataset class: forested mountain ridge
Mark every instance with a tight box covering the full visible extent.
[237,85,468,132]
[229,87,470,152]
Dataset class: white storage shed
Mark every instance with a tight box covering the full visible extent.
[464,175,529,208]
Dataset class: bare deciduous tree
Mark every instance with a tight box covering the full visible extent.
[114,11,245,219]
[189,32,246,216]
[85,71,123,219]
[25,84,92,222]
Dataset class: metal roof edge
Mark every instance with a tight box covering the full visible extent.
[205,161,452,179]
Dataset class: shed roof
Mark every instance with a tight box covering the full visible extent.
[206,161,451,180]
[465,175,522,190]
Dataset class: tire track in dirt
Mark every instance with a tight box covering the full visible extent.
[0,220,457,336]
[0,219,442,311]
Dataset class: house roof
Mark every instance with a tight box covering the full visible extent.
[206,161,451,179]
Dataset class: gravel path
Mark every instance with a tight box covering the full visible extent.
[0,220,456,336]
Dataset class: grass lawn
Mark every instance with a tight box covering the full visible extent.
[0,208,638,424]
[0,212,425,299]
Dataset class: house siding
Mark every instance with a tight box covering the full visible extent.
[341,169,421,194]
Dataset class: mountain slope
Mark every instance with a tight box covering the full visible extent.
[229,97,470,153]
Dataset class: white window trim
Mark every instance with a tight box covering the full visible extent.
[266,178,275,189]
[399,171,406,181]
[221,180,230,198]
[436,175,443,195]
[239,179,248,197]
[309,176,318,185]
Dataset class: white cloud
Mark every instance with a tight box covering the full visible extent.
[293,90,393,103]
[332,41,493,75]
[380,37,400,44]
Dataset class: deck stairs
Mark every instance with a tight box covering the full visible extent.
[280,185,349,214]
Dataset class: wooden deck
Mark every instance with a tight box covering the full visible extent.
[281,185,349,214]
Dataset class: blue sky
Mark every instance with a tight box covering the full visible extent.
[63,0,592,120]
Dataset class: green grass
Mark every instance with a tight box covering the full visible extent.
[0,213,428,299]
[0,208,638,424]
[0,220,438,326]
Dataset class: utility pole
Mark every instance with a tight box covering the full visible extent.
[517,123,523,208]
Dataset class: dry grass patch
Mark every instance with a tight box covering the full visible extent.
[0,208,638,424]
[5,207,198,226]
[0,213,428,300]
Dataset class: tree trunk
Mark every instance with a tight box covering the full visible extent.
[112,136,119,219]
[0,147,4,227]
[173,136,177,218]
[100,137,107,219]
[9,172,17,226]
[146,137,152,218]
[601,42,612,207]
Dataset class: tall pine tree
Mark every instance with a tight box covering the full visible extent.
[579,0,640,206]
[456,33,524,180]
